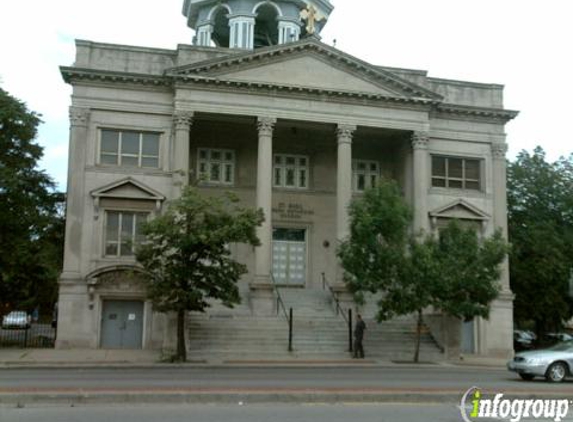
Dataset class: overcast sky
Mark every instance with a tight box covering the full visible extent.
[2,0,572,190]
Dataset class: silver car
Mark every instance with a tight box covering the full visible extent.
[508,341,573,382]
[1,311,31,329]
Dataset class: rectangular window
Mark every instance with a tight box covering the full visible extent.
[352,160,379,192]
[100,129,160,168]
[105,211,148,257]
[197,148,235,185]
[431,156,481,190]
[273,154,309,189]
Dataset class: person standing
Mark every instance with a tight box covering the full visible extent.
[353,314,366,358]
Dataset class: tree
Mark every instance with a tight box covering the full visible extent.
[339,181,508,362]
[0,87,63,316]
[508,147,573,336]
[136,187,264,361]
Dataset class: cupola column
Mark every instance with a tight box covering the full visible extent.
[196,23,213,47]
[278,20,301,44]
[229,15,255,49]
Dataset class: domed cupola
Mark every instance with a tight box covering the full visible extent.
[182,0,334,50]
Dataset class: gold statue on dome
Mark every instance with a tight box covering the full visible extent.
[300,3,325,35]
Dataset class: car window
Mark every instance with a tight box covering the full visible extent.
[548,341,573,351]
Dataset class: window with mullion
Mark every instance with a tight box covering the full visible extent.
[104,211,148,257]
[431,156,481,191]
[352,160,379,192]
[100,129,160,168]
[197,148,235,185]
[273,154,308,189]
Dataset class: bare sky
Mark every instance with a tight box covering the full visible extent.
[1,0,571,190]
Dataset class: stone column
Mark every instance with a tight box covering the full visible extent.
[253,117,276,285]
[250,117,276,315]
[61,107,90,281]
[335,125,355,291]
[411,132,430,235]
[492,142,511,291]
[172,111,193,195]
[57,107,90,349]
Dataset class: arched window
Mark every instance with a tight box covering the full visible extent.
[211,6,231,47]
[254,4,280,47]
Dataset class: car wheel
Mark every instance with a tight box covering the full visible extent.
[545,362,568,382]
[519,374,535,381]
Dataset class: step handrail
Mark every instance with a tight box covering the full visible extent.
[322,272,353,353]
[271,273,293,352]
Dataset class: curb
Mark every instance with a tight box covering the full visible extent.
[1,389,570,407]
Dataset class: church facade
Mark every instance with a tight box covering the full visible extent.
[57,0,518,357]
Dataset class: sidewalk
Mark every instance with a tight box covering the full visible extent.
[0,348,508,368]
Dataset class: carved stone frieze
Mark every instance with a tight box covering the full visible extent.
[96,270,146,291]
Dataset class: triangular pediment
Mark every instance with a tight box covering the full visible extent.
[168,39,442,101]
[91,178,165,201]
[429,199,490,221]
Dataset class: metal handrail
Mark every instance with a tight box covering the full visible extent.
[271,273,293,352]
[322,272,353,352]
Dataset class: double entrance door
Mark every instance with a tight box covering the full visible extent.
[272,228,307,286]
[100,300,144,349]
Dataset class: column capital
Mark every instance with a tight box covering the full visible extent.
[336,124,356,143]
[257,117,277,136]
[173,111,194,130]
[491,142,508,160]
[411,131,429,150]
[69,107,89,128]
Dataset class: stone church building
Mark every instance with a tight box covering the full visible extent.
[57,0,518,359]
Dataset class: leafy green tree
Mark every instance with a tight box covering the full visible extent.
[508,147,573,336]
[0,87,63,316]
[339,181,508,362]
[136,187,263,361]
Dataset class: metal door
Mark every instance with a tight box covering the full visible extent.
[461,319,475,354]
[100,300,144,349]
[272,228,306,285]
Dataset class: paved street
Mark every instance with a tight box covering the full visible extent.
[2,403,573,422]
[1,365,571,392]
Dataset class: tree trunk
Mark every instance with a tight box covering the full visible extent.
[413,309,423,363]
[176,308,187,362]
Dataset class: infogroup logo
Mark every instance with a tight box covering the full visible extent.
[460,387,571,422]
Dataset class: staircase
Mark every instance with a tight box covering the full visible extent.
[186,289,444,362]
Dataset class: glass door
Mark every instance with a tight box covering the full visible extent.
[272,228,306,285]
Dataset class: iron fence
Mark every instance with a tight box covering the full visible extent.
[0,323,56,348]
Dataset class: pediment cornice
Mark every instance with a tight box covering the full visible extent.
[166,39,443,101]
[429,199,490,221]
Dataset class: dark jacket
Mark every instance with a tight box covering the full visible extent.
[354,319,366,340]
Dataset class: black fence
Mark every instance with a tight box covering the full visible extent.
[0,323,56,348]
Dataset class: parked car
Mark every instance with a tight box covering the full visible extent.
[508,340,573,382]
[1,311,31,329]
[513,330,535,351]
[545,332,573,343]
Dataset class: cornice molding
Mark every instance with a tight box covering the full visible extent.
[60,65,519,124]
[434,103,519,124]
